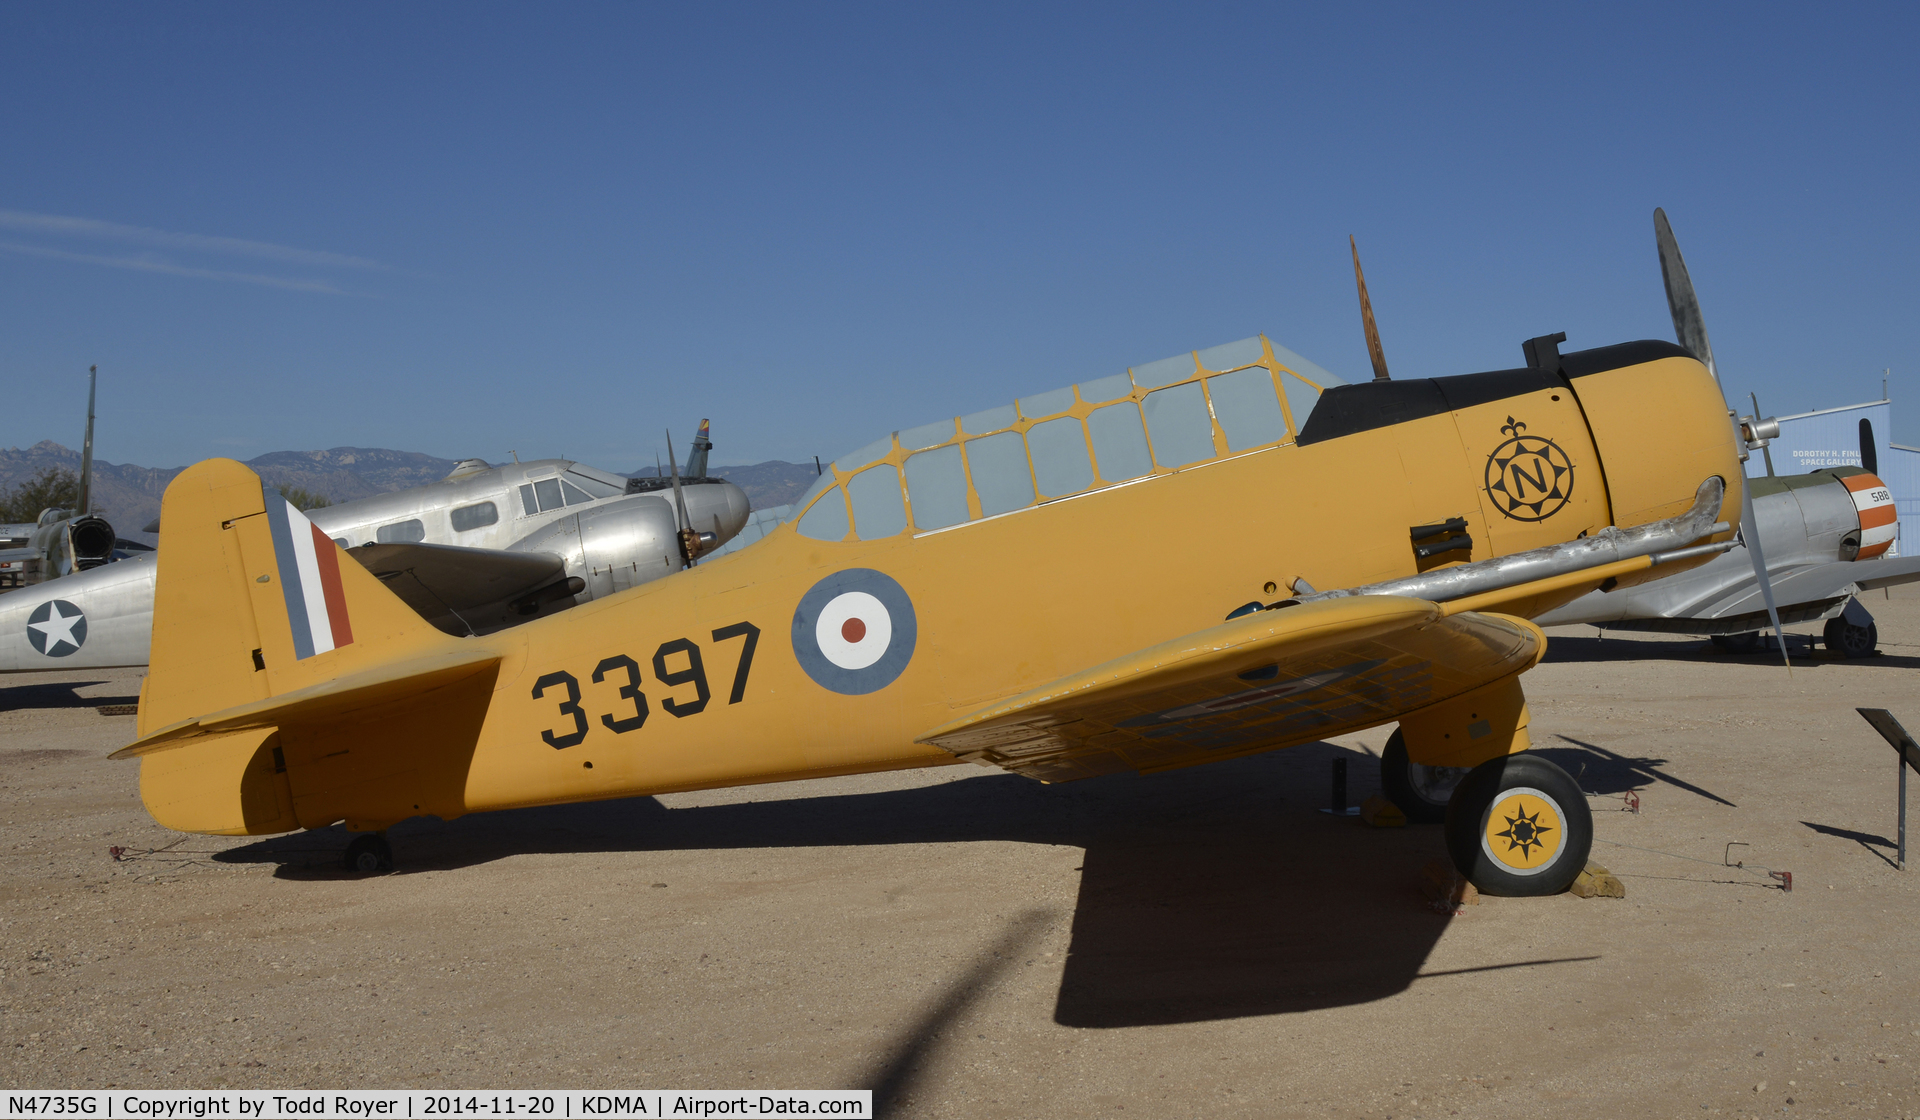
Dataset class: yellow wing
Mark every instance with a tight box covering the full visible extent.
[916,596,1544,783]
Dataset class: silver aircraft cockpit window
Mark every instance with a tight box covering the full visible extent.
[1142,382,1215,468]
[1088,402,1153,482]
[560,479,596,507]
[848,465,907,540]
[1207,367,1288,451]
[966,430,1034,517]
[1027,416,1093,498]
[450,501,499,532]
[905,445,969,531]
[533,477,564,512]
[376,518,426,544]
[519,484,539,516]
[796,484,851,541]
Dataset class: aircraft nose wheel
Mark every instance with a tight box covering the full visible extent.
[343,834,393,874]
[1379,729,1468,824]
[1444,754,1592,896]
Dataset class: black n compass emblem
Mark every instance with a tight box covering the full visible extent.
[1483,417,1575,523]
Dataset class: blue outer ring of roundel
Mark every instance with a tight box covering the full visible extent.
[790,568,917,696]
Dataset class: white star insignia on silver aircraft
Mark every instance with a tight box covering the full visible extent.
[29,601,86,653]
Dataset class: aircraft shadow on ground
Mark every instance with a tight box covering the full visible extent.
[0,678,139,712]
[1538,735,1737,807]
[216,742,1462,1027]
[1544,633,1920,671]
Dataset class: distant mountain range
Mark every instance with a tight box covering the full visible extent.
[0,441,824,541]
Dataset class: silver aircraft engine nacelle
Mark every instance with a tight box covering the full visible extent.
[509,495,683,603]
[507,481,751,604]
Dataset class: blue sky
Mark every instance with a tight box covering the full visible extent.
[3,3,1917,471]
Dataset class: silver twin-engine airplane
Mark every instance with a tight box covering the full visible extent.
[0,425,750,672]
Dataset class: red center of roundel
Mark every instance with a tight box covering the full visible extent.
[841,617,867,643]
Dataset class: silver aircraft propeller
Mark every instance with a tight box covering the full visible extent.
[1654,208,1791,669]
[665,429,697,569]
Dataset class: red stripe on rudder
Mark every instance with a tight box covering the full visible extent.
[1860,506,1898,529]
[309,522,355,649]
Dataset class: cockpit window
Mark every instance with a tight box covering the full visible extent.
[533,477,564,512]
[1143,382,1215,468]
[905,445,969,531]
[1207,367,1288,451]
[519,484,539,516]
[796,485,851,541]
[795,469,835,511]
[561,480,595,506]
[1027,416,1093,497]
[966,431,1034,517]
[1088,402,1153,483]
[848,465,907,540]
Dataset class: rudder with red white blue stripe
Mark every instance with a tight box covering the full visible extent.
[260,482,354,659]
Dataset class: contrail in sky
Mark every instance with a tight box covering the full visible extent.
[0,242,350,294]
[0,208,385,270]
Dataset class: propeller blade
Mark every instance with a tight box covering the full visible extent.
[1861,417,1879,475]
[1751,393,1776,477]
[666,429,695,568]
[1350,236,1391,381]
[1739,478,1792,671]
[1657,209,1787,668]
[1653,209,1718,382]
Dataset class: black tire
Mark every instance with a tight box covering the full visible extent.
[343,834,393,874]
[1444,754,1592,897]
[1711,632,1763,654]
[1380,729,1467,824]
[1823,616,1878,658]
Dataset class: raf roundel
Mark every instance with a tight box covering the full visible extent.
[791,569,917,695]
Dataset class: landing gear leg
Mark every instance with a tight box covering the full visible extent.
[343,833,393,874]
[1444,753,1592,896]
[1380,729,1468,824]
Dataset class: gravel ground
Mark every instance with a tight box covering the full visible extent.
[3,589,1920,1118]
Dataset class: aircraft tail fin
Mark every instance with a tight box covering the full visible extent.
[126,458,499,835]
[136,459,463,740]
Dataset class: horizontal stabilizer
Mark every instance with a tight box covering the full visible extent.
[112,646,501,758]
[918,595,1542,782]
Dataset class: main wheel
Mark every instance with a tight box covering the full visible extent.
[1380,729,1467,824]
[1444,754,1591,897]
[1823,615,1878,658]
[343,833,393,874]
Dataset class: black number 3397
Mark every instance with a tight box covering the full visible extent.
[532,622,758,750]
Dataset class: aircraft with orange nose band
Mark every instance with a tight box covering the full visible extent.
[114,212,1768,897]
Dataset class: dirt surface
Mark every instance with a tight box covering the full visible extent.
[4,591,1920,1118]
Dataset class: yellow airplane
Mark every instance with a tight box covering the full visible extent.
[114,218,1751,897]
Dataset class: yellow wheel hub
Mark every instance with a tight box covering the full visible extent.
[1481,787,1565,873]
